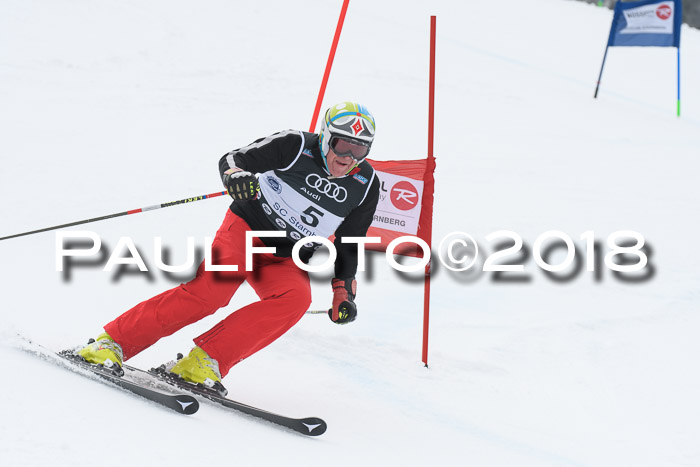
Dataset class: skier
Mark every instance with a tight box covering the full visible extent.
[75,102,380,395]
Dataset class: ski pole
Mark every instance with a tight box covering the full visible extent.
[305,309,329,315]
[0,190,228,241]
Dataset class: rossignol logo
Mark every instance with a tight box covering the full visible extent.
[305,174,348,202]
[390,181,419,211]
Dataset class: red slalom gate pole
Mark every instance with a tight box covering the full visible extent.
[422,15,437,368]
[0,191,228,241]
[308,0,350,132]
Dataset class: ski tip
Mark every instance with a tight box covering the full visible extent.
[299,417,327,436]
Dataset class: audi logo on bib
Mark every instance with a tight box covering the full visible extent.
[305,174,348,202]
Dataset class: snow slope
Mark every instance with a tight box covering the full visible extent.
[1,0,699,465]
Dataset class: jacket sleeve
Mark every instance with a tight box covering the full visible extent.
[218,130,304,182]
[332,176,381,279]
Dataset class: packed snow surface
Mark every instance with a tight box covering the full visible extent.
[1,0,699,465]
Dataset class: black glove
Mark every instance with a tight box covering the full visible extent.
[328,278,357,324]
[223,168,259,201]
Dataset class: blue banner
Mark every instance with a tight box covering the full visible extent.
[607,0,682,47]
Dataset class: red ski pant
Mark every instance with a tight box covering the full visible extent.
[104,209,311,377]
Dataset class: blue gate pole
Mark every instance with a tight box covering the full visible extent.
[677,46,681,117]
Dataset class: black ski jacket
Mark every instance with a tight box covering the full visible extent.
[219,130,380,279]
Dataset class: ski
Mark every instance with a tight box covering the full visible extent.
[17,337,325,434]
[18,338,199,415]
[132,364,327,436]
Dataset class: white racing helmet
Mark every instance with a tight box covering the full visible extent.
[319,102,376,169]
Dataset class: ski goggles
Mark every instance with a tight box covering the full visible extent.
[330,136,371,161]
